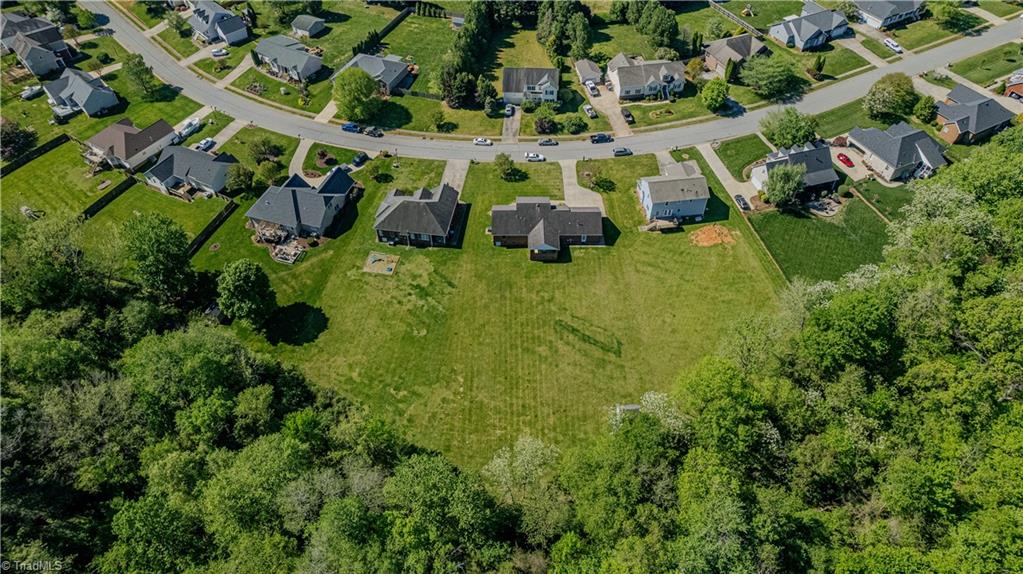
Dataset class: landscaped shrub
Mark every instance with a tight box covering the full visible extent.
[563,114,587,134]
[521,99,539,113]
[591,175,615,192]
[97,52,112,65]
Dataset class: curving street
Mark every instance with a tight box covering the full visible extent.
[92,1,1021,161]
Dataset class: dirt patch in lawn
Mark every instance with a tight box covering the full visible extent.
[690,224,736,247]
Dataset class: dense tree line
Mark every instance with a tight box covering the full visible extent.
[608,0,679,50]
[2,125,1023,572]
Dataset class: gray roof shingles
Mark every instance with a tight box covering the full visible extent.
[374,183,460,237]
[850,122,947,171]
[640,161,710,203]
[255,35,321,75]
[340,53,409,87]
[491,197,602,251]
[246,169,354,230]
[936,84,1015,135]
[145,146,237,189]
[502,67,559,93]
[766,140,840,188]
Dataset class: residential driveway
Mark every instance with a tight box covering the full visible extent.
[828,141,872,182]
[696,142,758,205]
[836,37,889,68]
[850,22,890,43]
[912,76,947,101]
[654,150,676,172]
[587,85,632,137]
[180,44,215,67]
[968,5,1006,25]
[558,159,606,215]
[291,138,314,175]
[209,119,248,151]
[441,159,470,190]
[502,107,520,143]
[215,56,253,88]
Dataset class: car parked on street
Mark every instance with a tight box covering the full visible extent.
[733,195,750,211]
[524,152,546,162]
[473,137,493,146]
[884,38,902,53]
[362,126,383,138]
[195,138,215,152]
[590,133,612,144]
[837,153,854,168]
[341,122,360,133]
[538,138,558,146]
[612,147,632,157]
[621,108,635,124]
[583,104,597,119]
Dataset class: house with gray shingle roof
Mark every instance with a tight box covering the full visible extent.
[375,183,461,246]
[935,84,1014,145]
[246,168,355,238]
[85,118,177,171]
[143,146,237,196]
[574,59,602,86]
[43,68,119,118]
[751,140,840,196]
[768,1,848,51]
[2,12,71,77]
[605,53,685,100]
[254,35,322,82]
[502,67,559,104]
[705,33,769,77]
[637,160,710,222]
[1005,68,1023,100]
[189,1,248,44]
[291,14,325,38]
[339,53,411,95]
[490,197,604,261]
[854,0,925,29]
[849,122,946,182]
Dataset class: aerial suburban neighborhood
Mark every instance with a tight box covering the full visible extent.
[2,1,1023,570]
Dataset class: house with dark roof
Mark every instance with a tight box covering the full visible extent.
[935,84,1014,145]
[636,160,710,222]
[768,1,848,51]
[502,67,559,104]
[704,33,769,77]
[1,12,71,77]
[1005,68,1023,100]
[490,197,604,261]
[189,1,248,44]
[43,68,119,119]
[849,122,946,182]
[339,53,411,95]
[575,59,602,85]
[751,140,840,196]
[374,183,461,246]
[85,118,177,171]
[606,53,685,100]
[245,168,356,238]
[291,14,325,38]
[854,0,925,29]
[254,35,322,82]
[143,146,238,196]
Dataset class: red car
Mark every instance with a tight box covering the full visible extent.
[837,153,854,168]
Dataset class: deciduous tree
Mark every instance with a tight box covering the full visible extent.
[121,213,192,302]
[217,259,277,328]
[759,107,819,148]
[764,163,806,208]
[333,67,381,122]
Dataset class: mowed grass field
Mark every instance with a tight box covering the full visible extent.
[855,180,913,221]
[193,152,781,467]
[950,43,1023,86]
[379,15,456,95]
[715,134,772,180]
[749,199,888,282]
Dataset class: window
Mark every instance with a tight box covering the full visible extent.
[581,234,587,242]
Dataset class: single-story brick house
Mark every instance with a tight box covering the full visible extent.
[490,197,603,261]
[254,35,323,82]
[704,33,769,77]
[1005,69,1023,100]
[374,183,461,246]
[935,84,1014,145]
[339,53,411,95]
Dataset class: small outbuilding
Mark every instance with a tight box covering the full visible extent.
[291,14,325,38]
[574,58,602,86]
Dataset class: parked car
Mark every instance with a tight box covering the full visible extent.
[524,152,546,162]
[605,81,614,91]
[612,147,632,157]
[19,85,42,100]
[620,108,635,124]
[837,153,854,168]
[733,195,750,211]
[473,137,493,146]
[538,138,558,146]
[583,104,597,119]
[341,122,361,133]
[590,133,612,144]
[883,38,903,53]
[211,48,229,57]
[362,126,383,137]
[585,80,599,97]
[195,138,215,152]
[352,151,369,166]
[179,117,202,138]
[505,104,514,117]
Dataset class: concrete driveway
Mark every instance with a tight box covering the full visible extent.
[828,142,871,182]
[559,159,606,215]
[587,85,632,137]
[502,107,521,143]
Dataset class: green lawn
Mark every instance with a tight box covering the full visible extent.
[978,0,1023,18]
[590,18,659,60]
[230,67,334,115]
[301,143,360,177]
[887,16,982,51]
[378,15,455,95]
[82,182,226,253]
[195,150,780,468]
[156,25,200,59]
[814,98,893,138]
[855,179,912,221]
[950,43,1023,86]
[216,126,301,171]
[673,1,727,37]
[294,3,400,69]
[118,0,166,29]
[73,35,130,72]
[768,40,871,82]
[715,134,772,181]
[193,41,255,79]
[749,199,889,282]
[719,0,804,30]
[489,27,552,94]
[357,95,504,136]
[180,111,235,147]
[860,37,897,60]
[921,70,957,90]
[1,141,129,217]
[623,83,714,128]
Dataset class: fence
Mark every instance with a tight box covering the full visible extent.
[707,1,763,38]
[187,199,239,257]
[81,176,138,219]
[334,6,414,79]
[0,134,71,178]
[379,6,414,39]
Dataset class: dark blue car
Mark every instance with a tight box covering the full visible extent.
[341,122,361,133]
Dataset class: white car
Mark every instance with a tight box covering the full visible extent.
[19,85,42,100]
[211,48,229,57]
[524,152,545,162]
[883,38,903,53]
[473,137,493,146]
[179,117,202,137]
[195,138,215,152]
[583,104,597,119]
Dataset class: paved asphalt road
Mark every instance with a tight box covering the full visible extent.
[93,2,1020,161]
